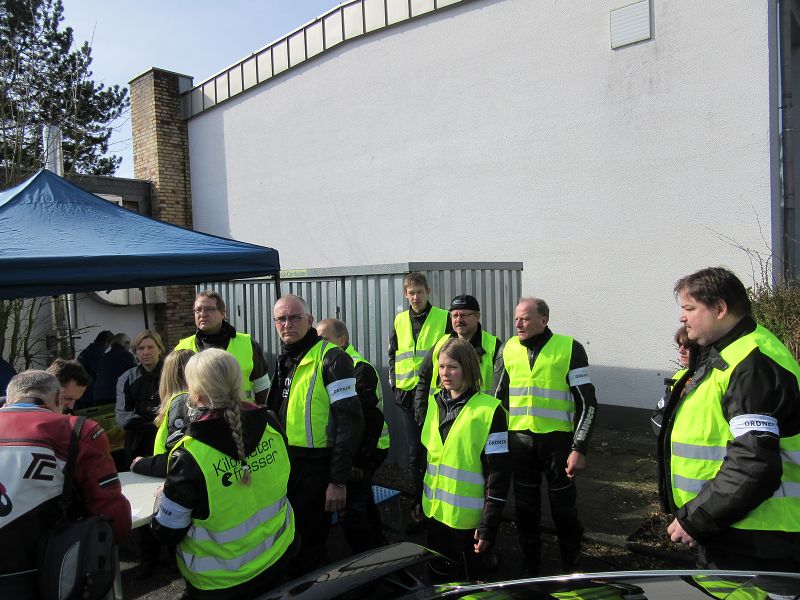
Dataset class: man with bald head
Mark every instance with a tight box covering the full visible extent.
[494,297,598,575]
[413,294,501,424]
[0,371,131,597]
[267,295,363,575]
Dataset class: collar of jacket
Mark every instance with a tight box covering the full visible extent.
[410,302,432,320]
[280,327,319,358]
[195,320,237,349]
[448,325,487,355]
[137,360,164,377]
[711,316,757,353]
[520,326,553,351]
[435,388,479,434]
[185,404,265,457]
[690,316,757,372]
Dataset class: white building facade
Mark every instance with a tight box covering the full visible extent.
[148,0,791,414]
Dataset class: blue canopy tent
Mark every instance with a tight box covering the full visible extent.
[0,170,280,301]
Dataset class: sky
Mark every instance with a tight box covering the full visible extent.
[62,0,339,178]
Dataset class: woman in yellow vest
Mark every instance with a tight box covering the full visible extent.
[130,349,194,477]
[151,348,297,599]
[651,326,697,434]
[411,338,510,582]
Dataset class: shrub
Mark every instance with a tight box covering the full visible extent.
[749,280,800,361]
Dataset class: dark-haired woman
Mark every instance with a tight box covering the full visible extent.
[411,338,511,582]
[651,326,698,434]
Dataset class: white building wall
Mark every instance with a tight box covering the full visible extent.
[72,294,154,356]
[187,0,775,410]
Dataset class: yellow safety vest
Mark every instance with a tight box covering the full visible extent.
[502,335,574,433]
[345,345,390,450]
[175,333,254,396]
[429,330,497,395]
[170,417,294,590]
[422,392,499,529]
[153,391,188,454]
[285,340,341,448]
[670,325,800,532]
[393,306,449,391]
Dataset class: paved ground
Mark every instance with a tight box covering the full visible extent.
[118,422,690,599]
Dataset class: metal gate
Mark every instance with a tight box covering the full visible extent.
[200,261,523,465]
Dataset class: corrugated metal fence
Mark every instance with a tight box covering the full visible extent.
[201,261,523,464]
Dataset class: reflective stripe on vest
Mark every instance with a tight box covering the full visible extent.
[285,340,339,448]
[429,330,498,395]
[670,325,800,532]
[394,306,449,390]
[175,333,255,397]
[346,344,390,450]
[171,421,295,590]
[502,335,574,433]
[421,392,499,529]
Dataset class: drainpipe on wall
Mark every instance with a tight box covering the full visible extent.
[780,0,797,281]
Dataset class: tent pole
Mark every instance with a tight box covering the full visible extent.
[64,294,76,358]
[140,287,150,329]
[274,274,282,300]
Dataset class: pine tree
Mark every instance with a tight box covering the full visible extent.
[0,0,129,186]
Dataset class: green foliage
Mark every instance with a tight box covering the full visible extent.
[0,0,129,186]
[749,280,800,361]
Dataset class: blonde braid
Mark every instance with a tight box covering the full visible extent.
[184,348,250,485]
[224,399,251,486]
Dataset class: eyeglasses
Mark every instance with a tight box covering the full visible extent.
[193,307,219,315]
[274,314,306,326]
[450,311,477,319]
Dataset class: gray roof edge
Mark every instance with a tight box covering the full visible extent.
[275,262,524,279]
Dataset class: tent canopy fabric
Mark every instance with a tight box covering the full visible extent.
[0,170,280,299]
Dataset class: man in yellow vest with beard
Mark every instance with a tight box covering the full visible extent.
[661,267,800,570]
[267,295,363,576]
[176,291,271,405]
[413,294,501,425]
[493,297,598,575]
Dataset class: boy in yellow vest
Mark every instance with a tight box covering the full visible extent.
[388,273,452,469]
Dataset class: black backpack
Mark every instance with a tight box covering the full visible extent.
[37,416,116,600]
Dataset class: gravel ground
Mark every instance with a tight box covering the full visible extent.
[118,422,695,598]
